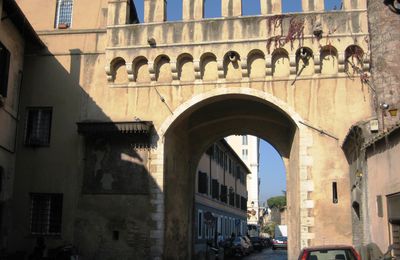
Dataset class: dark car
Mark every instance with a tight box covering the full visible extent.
[272,236,287,250]
[249,237,263,251]
[298,245,361,260]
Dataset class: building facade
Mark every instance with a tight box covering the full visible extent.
[225,135,260,226]
[9,0,373,259]
[194,139,249,258]
[0,0,43,253]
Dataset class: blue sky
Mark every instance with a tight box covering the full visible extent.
[133,0,343,22]
[259,139,286,204]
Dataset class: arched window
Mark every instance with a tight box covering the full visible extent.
[242,0,260,16]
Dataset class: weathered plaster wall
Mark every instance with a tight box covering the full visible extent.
[366,130,400,254]
[0,3,27,251]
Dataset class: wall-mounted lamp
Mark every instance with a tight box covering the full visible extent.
[389,108,398,117]
[380,102,390,110]
[356,170,363,178]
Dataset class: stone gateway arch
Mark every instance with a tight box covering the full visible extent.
[11,0,372,259]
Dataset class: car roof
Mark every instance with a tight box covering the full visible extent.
[302,245,355,251]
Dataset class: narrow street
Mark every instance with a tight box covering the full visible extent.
[241,248,288,260]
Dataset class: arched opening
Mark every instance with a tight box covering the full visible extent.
[223,51,242,80]
[345,45,365,76]
[272,49,290,77]
[111,57,128,84]
[161,92,301,259]
[247,50,265,79]
[133,56,151,83]
[177,53,195,82]
[200,53,218,81]
[296,47,314,76]
[320,45,338,75]
[155,55,172,83]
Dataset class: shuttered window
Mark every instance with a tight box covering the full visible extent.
[0,42,10,98]
[220,185,227,203]
[198,171,208,194]
[212,179,219,199]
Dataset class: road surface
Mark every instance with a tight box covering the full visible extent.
[242,248,288,260]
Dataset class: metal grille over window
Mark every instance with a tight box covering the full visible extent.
[56,0,73,28]
[30,193,63,235]
[25,108,52,146]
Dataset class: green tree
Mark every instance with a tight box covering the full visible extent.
[267,196,286,209]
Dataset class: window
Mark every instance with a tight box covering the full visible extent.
[0,42,10,98]
[198,210,203,239]
[30,193,63,235]
[242,135,248,145]
[198,171,208,194]
[242,149,248,160]
[229,187,235,206]
[212,179,219,199]
[220,185,228,203]
[25,108,52,146]
[56,0,74,29]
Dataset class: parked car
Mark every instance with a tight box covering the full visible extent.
[298,245,361,260]
[272,236,287,250]
[249,237,263,251]
[231,236,251,256]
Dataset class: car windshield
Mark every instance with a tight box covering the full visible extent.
[276,237,287,241]
[307,249,356,260]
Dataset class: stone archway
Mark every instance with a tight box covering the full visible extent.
[149,88,314,260]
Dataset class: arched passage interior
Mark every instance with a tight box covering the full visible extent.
[161,93,302,259]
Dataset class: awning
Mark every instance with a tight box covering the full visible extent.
[77,121,153,135]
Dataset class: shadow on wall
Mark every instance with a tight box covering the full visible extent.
[10,47,160,260]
